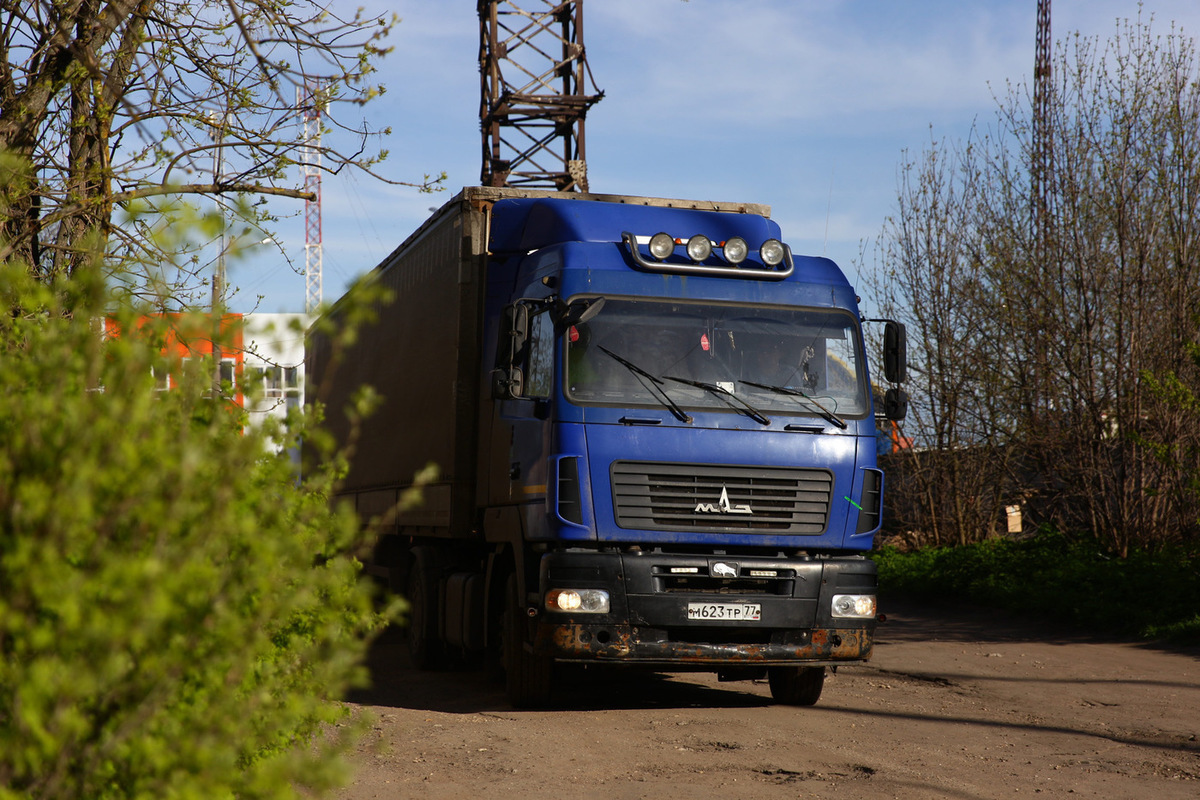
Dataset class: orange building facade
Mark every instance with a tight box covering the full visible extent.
[103,313,246,408]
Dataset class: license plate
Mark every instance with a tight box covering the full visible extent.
[686,602,762,621]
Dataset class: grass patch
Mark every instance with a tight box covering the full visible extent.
[872,532,1200,645]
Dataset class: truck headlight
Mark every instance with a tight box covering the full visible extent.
[648,232,675,260]
[760,238,786,267]
[686,234,712,262]
[831,594,876,619]
[546,588,611,613]
[722,236,748,264]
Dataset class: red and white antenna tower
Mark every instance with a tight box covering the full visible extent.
[298,81,323,313]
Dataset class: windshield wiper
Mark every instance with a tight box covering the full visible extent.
[663,376,771,426]
[739,380,847,430]
[597,346,692,423]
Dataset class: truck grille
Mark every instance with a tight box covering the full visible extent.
[611,461,832,534]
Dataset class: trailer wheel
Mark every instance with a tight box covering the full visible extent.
[503,572,554,708]
[406,550,444,670]
[767,666,825,706]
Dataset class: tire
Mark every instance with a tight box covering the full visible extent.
[406,551,444,670]
[503,572,554,708]
[768,666,825,706]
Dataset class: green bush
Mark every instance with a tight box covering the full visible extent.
[0,263,389,799]
[874,532,1200,644]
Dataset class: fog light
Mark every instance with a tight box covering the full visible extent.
[760,238,786,266]
[546,588,611,613]
[722,237,748,264]
[831,594,876,618]
[686,234,712,262]
[648,232,675,260]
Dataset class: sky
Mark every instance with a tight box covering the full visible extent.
[224,0,1200,314]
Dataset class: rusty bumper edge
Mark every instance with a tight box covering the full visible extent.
[535,623,874,665]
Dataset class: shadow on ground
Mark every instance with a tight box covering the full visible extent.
[346,625,773,715]
[348,598,1198,716]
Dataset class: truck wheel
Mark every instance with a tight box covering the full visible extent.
[767,666,825,706]
[503,573,554,708]
[407,551,444,670]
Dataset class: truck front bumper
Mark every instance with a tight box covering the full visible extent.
[532,549,877,666]
[535,621,872,665]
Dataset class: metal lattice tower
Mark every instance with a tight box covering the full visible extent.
[1032,0,1053,242]
[298,81,323,313]
[478,0,604,191]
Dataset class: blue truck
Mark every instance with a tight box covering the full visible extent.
[307,186,907,708]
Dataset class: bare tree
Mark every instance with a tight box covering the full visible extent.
[868,15,1200,551]
[0,0,442,300]
[867,137,1020,546]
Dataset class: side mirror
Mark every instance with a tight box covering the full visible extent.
[883,321,907,384]
[491,302,529,400]
[883,387,908,421]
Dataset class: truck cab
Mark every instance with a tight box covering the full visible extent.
[482,194,906,705]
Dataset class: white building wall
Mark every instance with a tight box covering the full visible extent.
[243,313,310,459]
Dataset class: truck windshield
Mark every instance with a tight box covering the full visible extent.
[565,298,868,418]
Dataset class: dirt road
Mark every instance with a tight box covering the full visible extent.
[336,599,1199,799]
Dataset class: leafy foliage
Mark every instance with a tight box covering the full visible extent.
[0,260,393,799]
[874,533,1200,645]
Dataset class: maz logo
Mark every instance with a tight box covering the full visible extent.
[694,485,753,515]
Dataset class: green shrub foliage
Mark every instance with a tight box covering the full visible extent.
[874,532,1200,643]
[0,263,386,798]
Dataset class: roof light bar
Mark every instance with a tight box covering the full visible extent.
[620,231,794,281]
